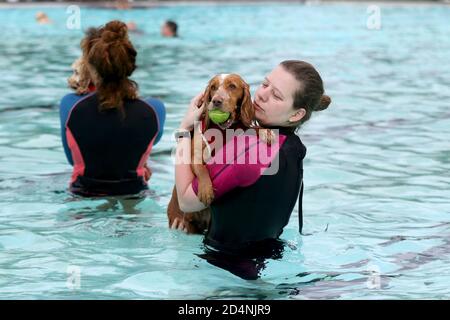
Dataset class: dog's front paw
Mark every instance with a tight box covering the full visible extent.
[259,129,276,145]
[198,182,215,206]
[170,217,188,233]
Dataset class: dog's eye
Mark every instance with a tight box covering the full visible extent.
[228,84,237,90]
[211,85,217,91]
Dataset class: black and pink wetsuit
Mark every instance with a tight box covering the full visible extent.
[192,127,306,254]
[59,92,165,197]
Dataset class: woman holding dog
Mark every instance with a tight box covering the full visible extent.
[59,21,165,197]
[174,60,331,276]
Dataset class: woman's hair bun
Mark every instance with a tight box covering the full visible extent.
[101,20,128,43]
[315,94,331,111]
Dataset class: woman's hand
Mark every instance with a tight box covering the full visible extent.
[143,163,152,182]
[179,92,205,131]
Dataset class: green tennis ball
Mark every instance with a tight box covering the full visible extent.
[208,109,230,125]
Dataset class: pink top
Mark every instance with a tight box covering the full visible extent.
[192,132,287,200]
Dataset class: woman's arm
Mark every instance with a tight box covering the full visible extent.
[174,128,207,213]
[144,97,166,145]
[174,93,207,213]
[59,93,87,166]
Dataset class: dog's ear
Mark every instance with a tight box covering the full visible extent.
[239,82,255,128]
[201,80,213,130]
[76,59,92,94]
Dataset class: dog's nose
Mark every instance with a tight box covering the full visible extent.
[212,98,223,107]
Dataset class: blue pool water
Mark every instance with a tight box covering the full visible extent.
[0,2,449,299]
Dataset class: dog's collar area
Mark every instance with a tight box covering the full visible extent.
[217,118,235,130]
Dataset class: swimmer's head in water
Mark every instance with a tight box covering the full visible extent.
[36,12,51,24]
[126,21,137,32]
[161,20,178,37]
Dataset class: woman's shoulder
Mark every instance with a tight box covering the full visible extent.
[209,129,286,166]
[281,133,307,160]
[138,96,165,110]
[232,129,291,148]
[137,97,166,123]
[60,92,94,109]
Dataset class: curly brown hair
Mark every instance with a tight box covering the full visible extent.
[83,20,138,115]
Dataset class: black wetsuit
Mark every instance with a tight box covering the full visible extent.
[193,127,306,279]
[59,93,164,196]
[193,127,307,254]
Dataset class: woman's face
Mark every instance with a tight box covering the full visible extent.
[253,65,304,127]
